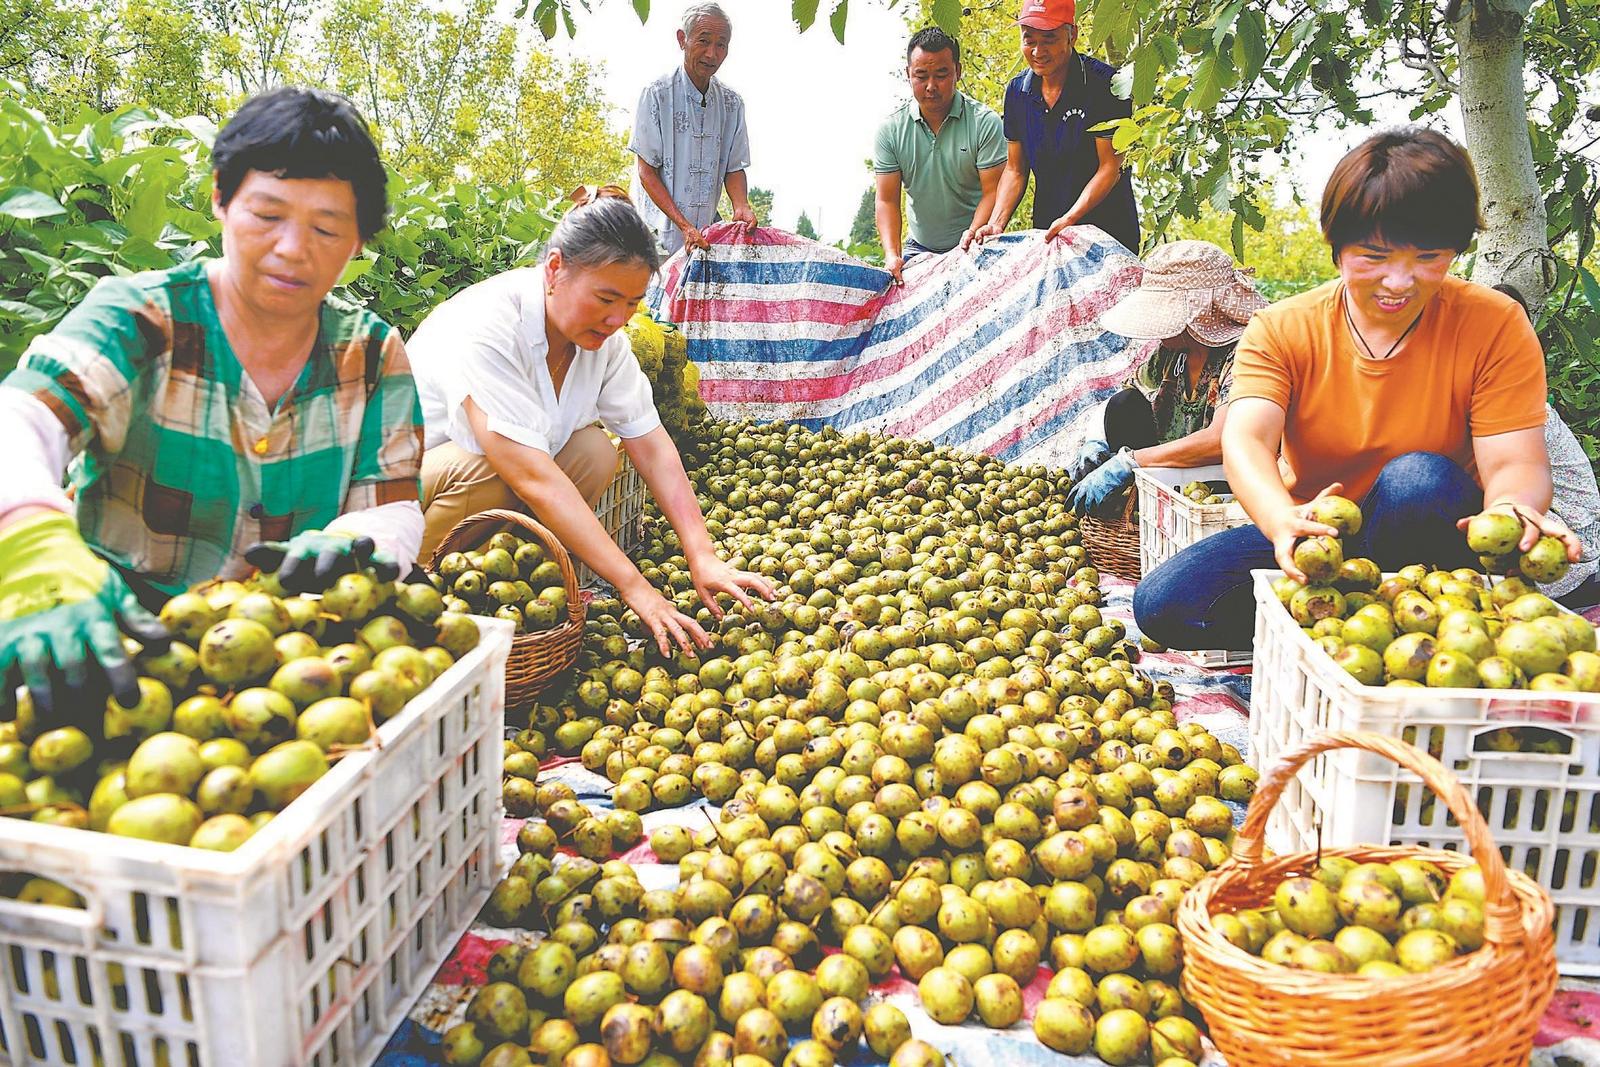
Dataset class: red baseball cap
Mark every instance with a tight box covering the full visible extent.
[1017,0,1075,29]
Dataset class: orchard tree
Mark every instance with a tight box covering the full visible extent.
[796,211,821,240]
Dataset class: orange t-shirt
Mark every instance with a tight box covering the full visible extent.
[1230,276,1546,503]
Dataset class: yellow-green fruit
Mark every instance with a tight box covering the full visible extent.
[1033,998,1094,1054]
[247,740,329,809]
[106,793,203,845]
[189,813,255,851]
[916,966,973,1025]
[28,727,94,775]
[125,732,204,798]
[296,697,371,751]
[1273,877,1338,938]
[862,1002,911,1058]
[1094,1008,1151,1067]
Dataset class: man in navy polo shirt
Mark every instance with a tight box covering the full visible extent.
[968,0,1140,252]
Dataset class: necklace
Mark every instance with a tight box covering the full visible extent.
[549,344,576,397]
[1342,288,1425,361]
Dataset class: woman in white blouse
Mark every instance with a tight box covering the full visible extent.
[408,187,771,654]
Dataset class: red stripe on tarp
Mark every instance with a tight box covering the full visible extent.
[435,933,510,986]
[1536,989,1600,1045]
[698,255,1090,407]
[883,295,1135,443]
[976,367,1128,456]
[687,295,885,328]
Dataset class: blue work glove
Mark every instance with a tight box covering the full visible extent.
[244,530,399,593]
[0,511,170,718]
[1066,448,1139,514]
[1066,437,1112,482]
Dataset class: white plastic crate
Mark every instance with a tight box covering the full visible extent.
[0,617,513,1065]
[1246,569,1600,974]
[1134,465,1252,667]
[575,455,650,588]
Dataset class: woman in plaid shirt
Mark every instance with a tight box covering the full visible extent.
[0,88,424,718]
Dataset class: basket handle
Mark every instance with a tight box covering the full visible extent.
[426,509,584,627]
[1231,730,1523,947]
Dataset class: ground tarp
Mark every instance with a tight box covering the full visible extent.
[649,223,1156,468]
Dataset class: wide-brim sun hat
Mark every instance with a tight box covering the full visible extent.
[1099,240,1268,346]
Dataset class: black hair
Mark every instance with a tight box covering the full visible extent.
[550,194,662,274]
[212,87,389,241]
[1320,126,1483,262]
[907,26,961,66]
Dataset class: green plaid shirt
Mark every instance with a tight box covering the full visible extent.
[3,259,423,597]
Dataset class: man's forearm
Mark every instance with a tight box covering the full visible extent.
[724,169,752,214]
[875,198,903,259]
[988,166,1026,228]
[637,160,694,233]
[1060,156,1122,225]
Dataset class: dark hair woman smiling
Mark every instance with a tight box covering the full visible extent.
[1135,127,1582,651]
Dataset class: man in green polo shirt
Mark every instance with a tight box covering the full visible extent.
[873,27,1007,285]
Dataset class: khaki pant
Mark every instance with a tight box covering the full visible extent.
[419,425,621,561]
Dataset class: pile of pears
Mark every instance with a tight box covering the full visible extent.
[453,420,1270,1067]
[1272,497,1597,690]
[1177,479,1232,507]
[434,531,572,634]
[0,562,479,865]
[1214,856,1487,977]
[449,786,940,1067]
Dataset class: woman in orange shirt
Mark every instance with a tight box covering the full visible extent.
[1135,128,1583,650]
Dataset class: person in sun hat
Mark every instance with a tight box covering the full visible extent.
[1065,240,1267,513]
[966,0,1140,252]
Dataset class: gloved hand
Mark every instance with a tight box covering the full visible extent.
[1066,448,1139,513]
[244,530,400,593]
[1066,437,1112,482]
[0,511,170,717]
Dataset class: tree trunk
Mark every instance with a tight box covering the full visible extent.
[1452,0,1552,311]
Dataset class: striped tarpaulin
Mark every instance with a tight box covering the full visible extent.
[650,223,1157,468]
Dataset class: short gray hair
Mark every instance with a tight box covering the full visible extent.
[681,2,731,36]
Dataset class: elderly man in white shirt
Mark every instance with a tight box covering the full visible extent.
[407,188,772,654]
[630,1,756,255]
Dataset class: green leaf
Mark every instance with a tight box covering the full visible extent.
[0,187,68,220]
[0,299,51,324]
[1132,44,1160,105]
[339,257,376,285]
[1212,0,1243,49]
[1189,55,1224,111]
[1580,266,1600,313]
[1233,9,1267,84]
[1153,34,1180,67]
[1111,120,1142,153]
[792,0,821,31]
[123,171,171,243]
[632,0,649,19]
[1231,211,1245,261]
[536,0,558,39]
[931,0,962,32]
[829,0,847,43]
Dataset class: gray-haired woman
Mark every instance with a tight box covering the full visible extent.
[408,186,771,655]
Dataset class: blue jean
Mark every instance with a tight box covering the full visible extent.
[1133,452,1483,650]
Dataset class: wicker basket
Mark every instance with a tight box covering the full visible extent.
[428,508,585,709]
[1177,730,1558,1067]
[1079,495,1142,580]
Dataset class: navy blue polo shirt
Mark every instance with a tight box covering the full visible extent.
[1002,54,1140,252]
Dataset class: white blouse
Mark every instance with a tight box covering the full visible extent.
[408,268,660,457]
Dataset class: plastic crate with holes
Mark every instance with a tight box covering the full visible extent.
[575,455,649,588]
[1133,464,1253,666]
[1245,569,1600,974]
[0,617,513,1066]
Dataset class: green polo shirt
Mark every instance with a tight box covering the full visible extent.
[873,91,1007,253]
